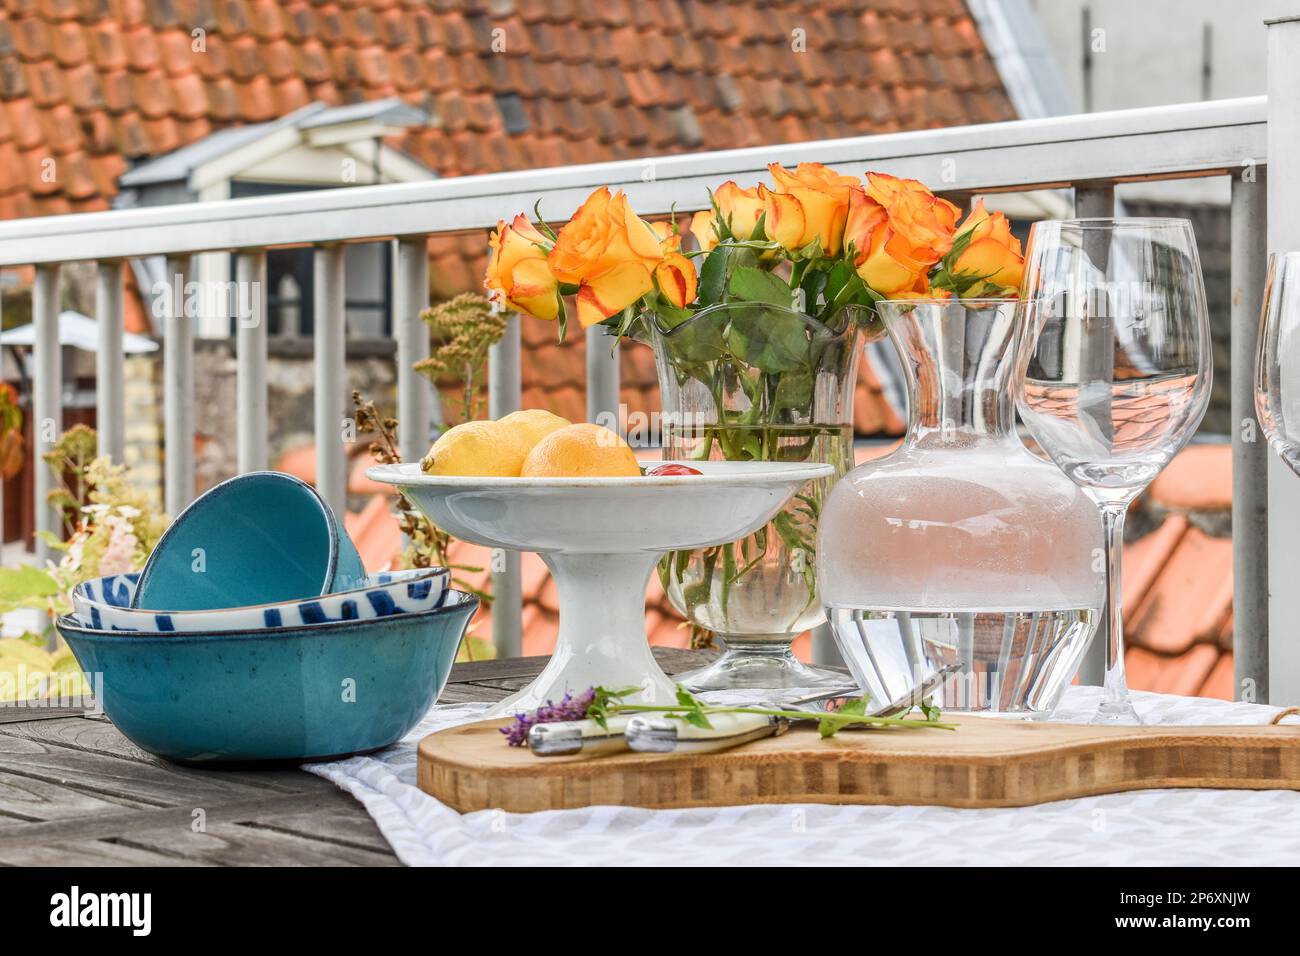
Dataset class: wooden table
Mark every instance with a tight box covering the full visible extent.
[0,647,710,865]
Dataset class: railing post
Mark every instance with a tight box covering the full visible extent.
[395,237,433,462]
[1266,16,1300,704]
[1072,183,1116,687]
[313,245,347,518]
[163,255,194,517]
[94,261,125,464]
[585,324,620,426]
[235,250,268,474]
[32,264,61,567]
[488,311,522,658]
[1231,167,1269,704]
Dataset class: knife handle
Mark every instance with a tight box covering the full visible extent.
[625,712,783,754]
[528,715,631,756]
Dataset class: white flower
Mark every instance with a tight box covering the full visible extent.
[98,516,139,577]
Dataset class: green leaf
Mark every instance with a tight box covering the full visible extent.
[792,235,823,262]
[773,368,813,412]
[698,245,731,307]
[659,312,725,363]
[799,267,828,314]
[531,200,559,242]
[0,565,61,614]
[556,299,569,344]
[673,684,713,729]
[824,260,853,303]
[727,265,794,308]
[819,696,870,738]
[726,306,811,373]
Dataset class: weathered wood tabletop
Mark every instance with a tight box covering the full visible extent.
[0,647,710,866]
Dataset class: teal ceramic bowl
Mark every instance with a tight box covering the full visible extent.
[133,471,366,612]
[55,590,477,764]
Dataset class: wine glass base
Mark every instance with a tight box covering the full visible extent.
[1090,697,1143,725]
[677,645,858,702]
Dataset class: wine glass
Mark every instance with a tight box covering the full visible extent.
[1256,252,1300,475]
[1016,218,1213,724]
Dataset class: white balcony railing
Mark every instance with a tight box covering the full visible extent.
[10,14,1298,700]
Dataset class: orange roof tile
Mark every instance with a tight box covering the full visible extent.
[1148,442,1233,510]
[1123,444,1236,700]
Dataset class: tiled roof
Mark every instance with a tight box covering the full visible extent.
[0,0,1011,434]
[0,0,1014,226]
[1124,444,1235,699]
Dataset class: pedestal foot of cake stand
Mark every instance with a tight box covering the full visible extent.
[484,551,679,718]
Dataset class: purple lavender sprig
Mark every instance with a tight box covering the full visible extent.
[501,687,597,746]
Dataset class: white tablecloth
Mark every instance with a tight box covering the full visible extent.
[305,686,1300,866]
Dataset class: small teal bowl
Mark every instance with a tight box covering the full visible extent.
[55,590,478,764]
[133,471,366,611]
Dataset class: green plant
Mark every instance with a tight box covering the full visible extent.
[413,293,508,423]
[351,392,494,662]
[0,425,163,700]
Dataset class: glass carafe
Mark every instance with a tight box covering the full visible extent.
[817,299,1103,717]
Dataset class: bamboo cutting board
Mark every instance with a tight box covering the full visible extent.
[417,715,1300,813]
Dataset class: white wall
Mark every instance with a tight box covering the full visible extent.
[1030,0,1291,204]
[1031,0,1291,110]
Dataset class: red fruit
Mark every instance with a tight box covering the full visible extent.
[646,463,703,476]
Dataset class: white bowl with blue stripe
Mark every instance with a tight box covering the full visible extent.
[71,567,451,634]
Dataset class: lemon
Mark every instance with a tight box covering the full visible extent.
[421,420,533,477]
[499,409,571,450]
[520,422,642,478]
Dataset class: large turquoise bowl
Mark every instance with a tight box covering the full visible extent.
[55,591,477,764]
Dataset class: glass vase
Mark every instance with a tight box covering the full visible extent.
[817,299,1104,717]
[650,301,874,696]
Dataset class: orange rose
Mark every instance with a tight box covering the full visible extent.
[547,187,664,328]
[843,186,888,257]
[485,214,560,321]
[655,251,698,310]
[689,209,718,251]
[950,200,1024,294]
[865,172,959,268]
[762,162,860,255]
[890,281,952,301]
[652,219,683,253]
[714,180,765,241]
[843,187,928,296]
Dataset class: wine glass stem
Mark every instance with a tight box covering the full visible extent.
[1099,501,1131,706]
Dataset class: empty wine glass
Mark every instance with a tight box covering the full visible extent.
[1017,218,1212,724]
[1256,252,1300,475]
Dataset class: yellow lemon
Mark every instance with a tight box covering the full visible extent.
[520,422,641,478]
[498,409,571,450]
[420,420,533,477]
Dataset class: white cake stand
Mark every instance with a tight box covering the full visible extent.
[367,460,833,716]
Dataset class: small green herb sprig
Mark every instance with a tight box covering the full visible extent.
[504,683,954,746]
